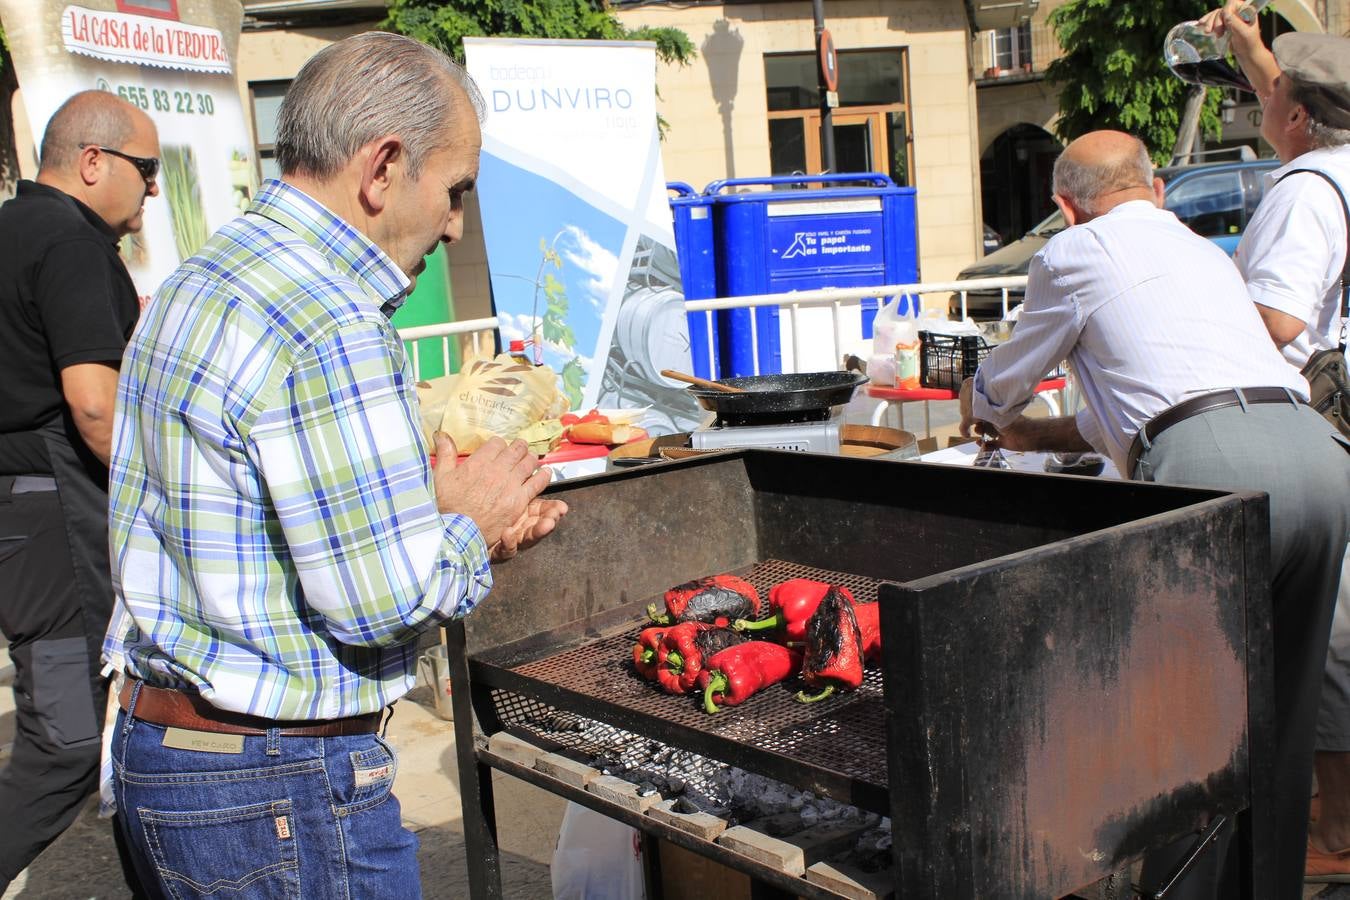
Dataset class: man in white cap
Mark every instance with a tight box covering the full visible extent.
[1205,5,1350,883]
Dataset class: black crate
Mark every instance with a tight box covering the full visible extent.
[919,330,989,390]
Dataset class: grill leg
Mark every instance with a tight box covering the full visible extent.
[446,622,504,900]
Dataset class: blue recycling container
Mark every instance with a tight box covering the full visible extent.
[705,174,919,376]
[668,182,719,379]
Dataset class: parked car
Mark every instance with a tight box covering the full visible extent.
[982,222,1003,255]
[952,156,1281,319]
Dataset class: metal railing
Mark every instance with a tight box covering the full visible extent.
[398,316,500,381]
[397,276,1031,380]
[683,276,1029,376]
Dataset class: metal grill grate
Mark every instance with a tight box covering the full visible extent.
[483,560,890,798]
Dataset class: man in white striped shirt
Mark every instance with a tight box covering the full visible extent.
[960,129,1350,900]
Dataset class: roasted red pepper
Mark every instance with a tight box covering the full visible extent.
[734,579,856,642]
[698,641,803,713]
[797,587,864,703]
[655,624,745,694]
[648,574,761,627]
[632,626,668,680]
[853,602,882,663]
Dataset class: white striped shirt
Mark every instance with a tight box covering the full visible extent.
[972,200,1308,473]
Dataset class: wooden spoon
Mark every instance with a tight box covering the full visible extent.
[660,369,746,393]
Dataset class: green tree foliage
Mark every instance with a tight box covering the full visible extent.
[1046,0,1235,161]
[385,0,695,67]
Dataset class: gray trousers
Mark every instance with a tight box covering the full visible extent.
[1134,399,1350,900]
[1317,546,1350,751]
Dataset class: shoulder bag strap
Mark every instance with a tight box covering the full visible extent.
[1276,168,1350,349]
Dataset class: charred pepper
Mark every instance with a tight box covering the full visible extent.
[631,626,668,680]
[647,574,761,627]
[853,602,883,663]
[797,587,865,703]
[734,579,856,642]
[698,641,803,714]
[656,624,746,694]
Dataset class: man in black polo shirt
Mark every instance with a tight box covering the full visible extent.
[0,90,159,890]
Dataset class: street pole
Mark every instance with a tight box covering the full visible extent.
[1171,84,1206,166]
[813,0,837,173]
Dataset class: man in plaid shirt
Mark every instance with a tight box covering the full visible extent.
[103,33,566,897]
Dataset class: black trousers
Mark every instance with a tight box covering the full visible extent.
[0,478,108,889]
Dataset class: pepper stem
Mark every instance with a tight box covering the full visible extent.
[703,673,728,714]
[796,685,836,704]
[665,651,683,672]
[646,603,672,625]
[639,649,655,666]
[732,613,783,633]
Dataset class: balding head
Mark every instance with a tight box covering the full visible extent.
[38,90,144,175]
[35,90,160,236]
[1051,131,1158,223]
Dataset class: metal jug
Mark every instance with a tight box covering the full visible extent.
[416,644,454,721]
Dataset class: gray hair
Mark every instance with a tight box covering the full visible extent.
[1051,138,1154,216]
[38,90,137,173]
[275,31,486,181]
[1290,80,1350,149]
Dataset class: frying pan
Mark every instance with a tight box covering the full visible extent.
[686,371,869,426]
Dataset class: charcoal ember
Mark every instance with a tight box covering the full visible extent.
[638,780,661,797]
[667,777,686,794]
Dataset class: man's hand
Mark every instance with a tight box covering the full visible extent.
[958,377,999,443]
[490,497,569,562]
[958,377,1061,452]
[432,432,564,557]
[1200,0,1278,97]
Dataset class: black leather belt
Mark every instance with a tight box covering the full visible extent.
[1126,386,1301,476]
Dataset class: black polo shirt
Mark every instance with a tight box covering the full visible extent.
[0,180,139,474]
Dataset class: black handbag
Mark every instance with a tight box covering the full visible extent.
[1280,169,1350,439]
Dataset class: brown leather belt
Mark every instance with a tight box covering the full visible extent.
[1126,386,1301,476]
[118,679,383,737]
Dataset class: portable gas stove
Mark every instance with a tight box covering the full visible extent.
[689,410,843,454]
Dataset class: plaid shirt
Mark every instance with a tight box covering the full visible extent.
[104,180,491,720]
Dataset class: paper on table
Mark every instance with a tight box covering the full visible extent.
[920,443,1122,479]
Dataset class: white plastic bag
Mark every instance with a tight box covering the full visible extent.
[870,293,920,357]
[551,802,646,900]
[915,308,980,337]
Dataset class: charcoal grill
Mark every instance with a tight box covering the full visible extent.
[445,450,1274,899]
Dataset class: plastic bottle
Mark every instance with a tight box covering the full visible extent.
[894,319,921,390]
[508,339,533,367]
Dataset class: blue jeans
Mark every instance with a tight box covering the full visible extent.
[111,694,419,899]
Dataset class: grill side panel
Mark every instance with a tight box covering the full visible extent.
[884,495,1260,899]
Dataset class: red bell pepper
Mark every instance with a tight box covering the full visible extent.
[797,587,864,703]
[647,574,761,627]
[631,626,668,680]
[655,624,745,694]
[698,641,803,714]
[853,602,882,663]
[734,579,856,642]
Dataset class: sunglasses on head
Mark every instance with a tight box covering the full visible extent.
[80,143,159,182]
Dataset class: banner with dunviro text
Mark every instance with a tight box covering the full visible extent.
[463,37,700,434]
[0,0,257,304]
